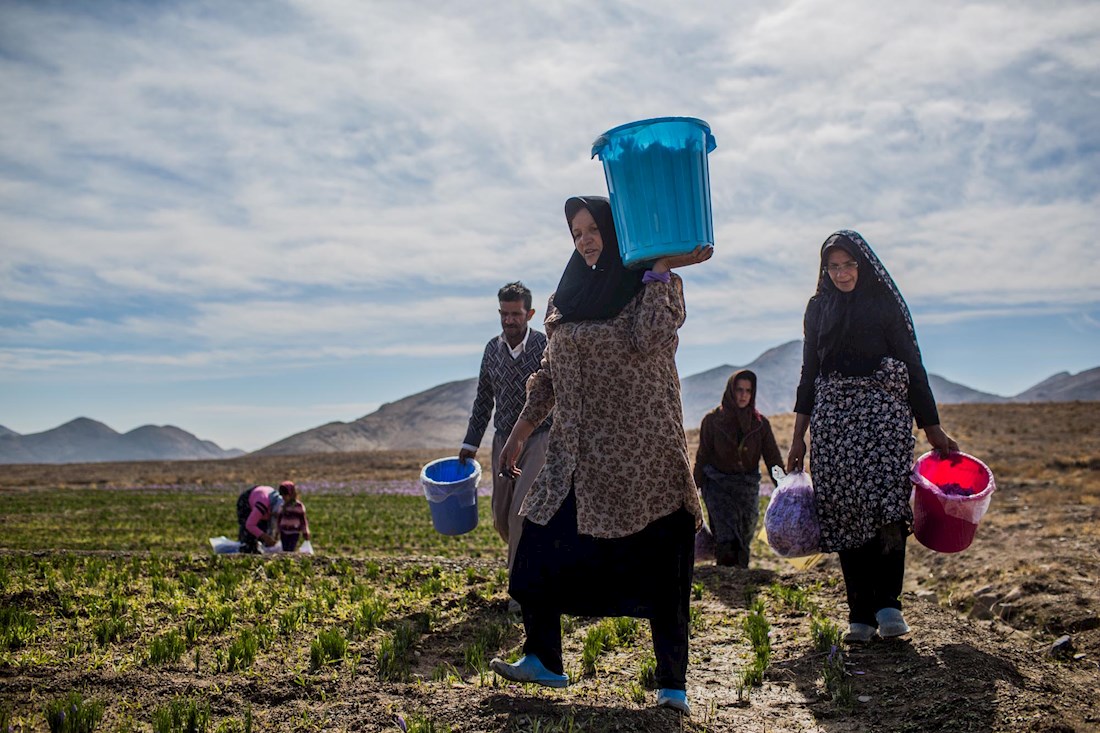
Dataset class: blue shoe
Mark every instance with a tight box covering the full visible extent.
[489,655,569,688]
[656,688,690,715]
[875,608,910,638]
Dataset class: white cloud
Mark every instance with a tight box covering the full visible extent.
[1,0,1099,448]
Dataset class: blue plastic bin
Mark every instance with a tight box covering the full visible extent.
[420,457,481,536]
[591,117,717,268]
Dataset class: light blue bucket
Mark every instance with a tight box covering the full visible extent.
[420,457,481,536]
[591,117,717,268]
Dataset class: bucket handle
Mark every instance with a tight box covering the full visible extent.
[590,135,609,159]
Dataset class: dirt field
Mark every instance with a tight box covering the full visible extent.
[1,402,1098,732]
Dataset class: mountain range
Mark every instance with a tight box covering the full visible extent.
[0,418,245,464]
[255,340,1097,456]
[5,340,1097,464]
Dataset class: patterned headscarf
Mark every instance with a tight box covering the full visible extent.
[814,230,917,360]
[552,196,645,323]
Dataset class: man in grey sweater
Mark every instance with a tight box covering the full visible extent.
[459,282,551,578]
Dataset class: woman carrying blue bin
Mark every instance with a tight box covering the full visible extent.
[492,194,711,716]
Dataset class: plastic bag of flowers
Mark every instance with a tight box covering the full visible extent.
[764,471,821,557]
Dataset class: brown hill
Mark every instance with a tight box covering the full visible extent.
[259,341,1018,454]
[257,379,477,455]
[1012,366,1100,402]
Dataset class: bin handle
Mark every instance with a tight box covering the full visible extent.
[590,135,608,159]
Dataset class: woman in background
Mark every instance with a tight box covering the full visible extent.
[693,369,783,568]
[786,230,958,643]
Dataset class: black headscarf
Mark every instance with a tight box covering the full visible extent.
[553,196,645,323]
[814,230,916,362]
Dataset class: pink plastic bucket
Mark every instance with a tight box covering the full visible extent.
[910,452,995,553]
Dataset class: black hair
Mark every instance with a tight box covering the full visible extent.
[498,281,533,311]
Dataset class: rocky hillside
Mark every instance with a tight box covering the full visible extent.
[256,379,478,455]
[0,418,245,465]
[255,340,1040,454]
[1012,365,1100,402]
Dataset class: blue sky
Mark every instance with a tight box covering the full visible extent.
[2,1,1098,451]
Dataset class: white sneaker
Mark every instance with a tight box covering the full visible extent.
[843,622,877,643]
[875,608,910,638]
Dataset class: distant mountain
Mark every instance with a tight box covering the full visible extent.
[0,418,246,465]
[258,339,1051,454]
[927,374,1007,405]
[680,340,805,427]
[255,379,479,455]
[679,341,1007,427]
[0,425,17,438]
[1012,366,1100,402]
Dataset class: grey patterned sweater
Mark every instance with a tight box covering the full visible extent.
[462,330,551,448]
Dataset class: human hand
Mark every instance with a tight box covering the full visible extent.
[785,437,807,474]
[304,531,311,541]
[458,447,477,464]
[261,533,276,547]
[651,245,713,273]
[498,434,524,479]
[923,425,959,456]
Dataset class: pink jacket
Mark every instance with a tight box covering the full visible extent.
[245,486,278,538]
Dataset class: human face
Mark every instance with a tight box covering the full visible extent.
[825,248,859,293]
[498,299,534,346]
[570,207,604,267]
[733,379,753,409]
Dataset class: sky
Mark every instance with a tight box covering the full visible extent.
[2,0,1099,452]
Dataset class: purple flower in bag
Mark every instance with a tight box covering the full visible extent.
[764,471,821,557]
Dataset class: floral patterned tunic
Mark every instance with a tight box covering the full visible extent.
[517,274,704,539]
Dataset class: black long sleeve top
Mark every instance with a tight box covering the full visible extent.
[793,295,940,427]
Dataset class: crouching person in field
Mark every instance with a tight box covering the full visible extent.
[236,485,283,554]
[276,480,310,552]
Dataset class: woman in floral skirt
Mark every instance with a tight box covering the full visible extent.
[786,230,959,643]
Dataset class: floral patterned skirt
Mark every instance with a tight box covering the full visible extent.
[810,357,915,553]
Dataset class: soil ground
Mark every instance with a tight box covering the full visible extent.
[1,402,1098,732]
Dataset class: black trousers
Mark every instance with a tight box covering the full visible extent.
[837,531,905,626]
[511,490,694,690]
[521,599,690,689]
